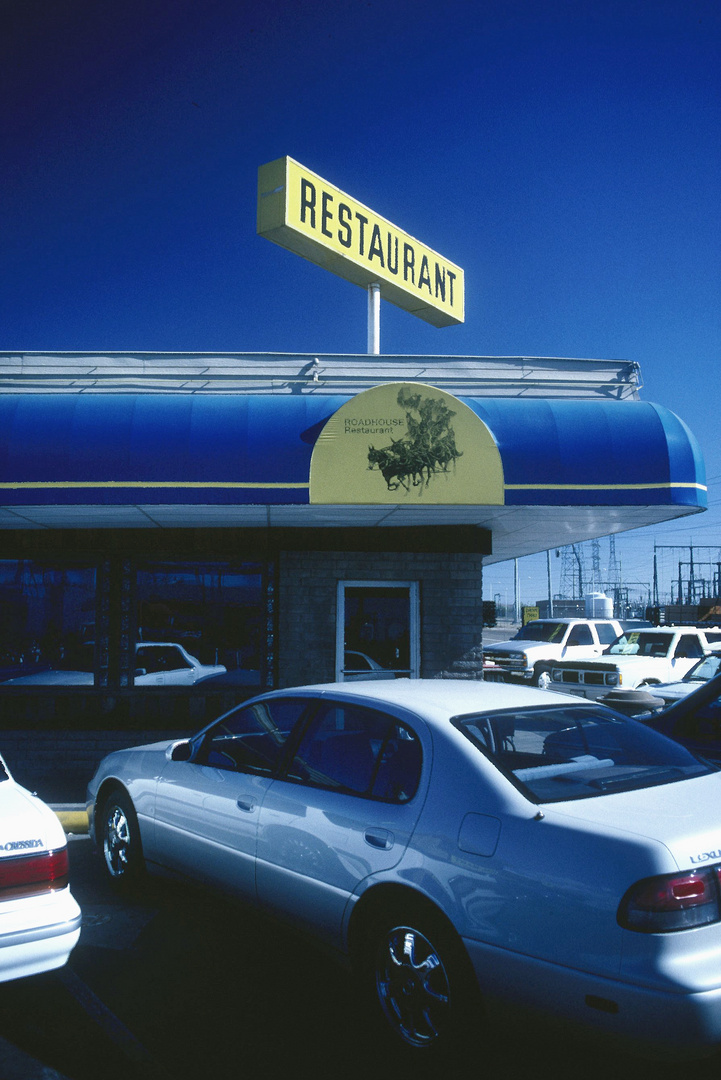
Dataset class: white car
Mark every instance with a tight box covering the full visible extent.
[342,650,396,680]
[0,753,81,982]
[133,643,226,686]
[2,642,226,687]
[643,652,721,704]
[87,680,721,1055]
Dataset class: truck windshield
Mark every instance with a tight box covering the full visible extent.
[605,632,670,657]
[454,705,713,802]
[513,622,566,643]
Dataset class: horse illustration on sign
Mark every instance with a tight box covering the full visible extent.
[367,389,463,493]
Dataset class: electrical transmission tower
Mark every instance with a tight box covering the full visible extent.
[559,544,585,598]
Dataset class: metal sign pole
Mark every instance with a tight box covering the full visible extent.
[367,283,380,354]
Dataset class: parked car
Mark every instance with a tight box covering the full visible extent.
[2,642,226,687]
[646,669,721,764]
[88,679,721,1055]
[551,626,720,699]
[482,617,623,688]
[343,650,396,680]
[640,652,721,704]
[0,752,81,982]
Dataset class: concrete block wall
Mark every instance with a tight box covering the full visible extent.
[277,549,484,687]
[2,729,189,804]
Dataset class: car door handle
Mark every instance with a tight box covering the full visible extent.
[364,828,394,850]
[237,797,257,813]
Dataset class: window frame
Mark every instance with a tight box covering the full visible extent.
[336,580,420,682]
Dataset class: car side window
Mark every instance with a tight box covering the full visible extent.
[595,623,618,645]
[674,636,704,659]
[286,702,422,802]
[567,625,593,646]
[137,646,190,673]
[196,698,307,775]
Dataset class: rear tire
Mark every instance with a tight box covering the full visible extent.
[99,789,145,889]
[361,899,480,1055]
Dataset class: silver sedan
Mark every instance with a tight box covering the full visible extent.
[87,680,721,1056]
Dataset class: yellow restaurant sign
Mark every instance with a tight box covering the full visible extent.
[257,157,464,327]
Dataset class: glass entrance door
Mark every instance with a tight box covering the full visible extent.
[337,582,419,681]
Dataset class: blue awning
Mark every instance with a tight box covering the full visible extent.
[0,393,705,511]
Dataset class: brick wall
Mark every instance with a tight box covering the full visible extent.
[277,549,484,687]
[2,729,189,804]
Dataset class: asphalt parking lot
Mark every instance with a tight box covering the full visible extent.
[2,830,721,1080]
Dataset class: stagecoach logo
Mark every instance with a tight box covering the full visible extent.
[309,382,505,506]
[3,839,43,851]
[367,388,463,494]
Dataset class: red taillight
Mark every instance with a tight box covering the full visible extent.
[0,848,69,901]
[619,867,721,933]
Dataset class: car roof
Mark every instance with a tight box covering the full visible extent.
[264,679,596,723]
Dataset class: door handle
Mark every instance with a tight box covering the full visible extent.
[237,797,257,813]
[364,828,394,850]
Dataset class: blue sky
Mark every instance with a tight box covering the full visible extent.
[1,0,719,607]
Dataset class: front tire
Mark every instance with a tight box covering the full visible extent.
[99,790,145,888]
[365,903,479,1053]
[534,666,552,690]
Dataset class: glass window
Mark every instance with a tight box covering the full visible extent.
[287,702,422,802]
[567,625,593,646]
[683,655,721,683]
[196,698,307,775]
[674,635,704,659]
[595,623,619,645]
[338,583,418,680]
[454,705,713,803]
[136,644,193,675]
[606,632,672,657]
[514,622,567,643]
[0,561,96,686]
[137,561,264,687]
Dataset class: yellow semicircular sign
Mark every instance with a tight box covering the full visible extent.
[310,383,504,505]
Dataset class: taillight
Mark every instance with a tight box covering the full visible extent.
[0,847,69,901]
[619,867,721,933]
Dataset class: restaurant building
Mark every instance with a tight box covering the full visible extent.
[0,350,706,794]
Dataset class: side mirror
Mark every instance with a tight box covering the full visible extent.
[168,739,192,762]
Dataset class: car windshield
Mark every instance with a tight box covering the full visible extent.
[684,654,721,682]
[513,622,567,643]
[454,705,713,803]
[604,631,671,657]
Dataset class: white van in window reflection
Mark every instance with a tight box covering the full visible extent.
[0,643,226,687]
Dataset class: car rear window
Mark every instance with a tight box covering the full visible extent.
[454,705,714,803]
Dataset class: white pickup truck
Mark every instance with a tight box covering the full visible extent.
[482,617,624,689]
[550,625,721,699]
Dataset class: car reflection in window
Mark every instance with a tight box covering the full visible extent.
[455,705,710,802]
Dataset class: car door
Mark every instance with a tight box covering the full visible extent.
[152,697,309,898]
[255,699,426,949]
[134,645,195,686]
[563,623,601,660]
[670,634,706,679]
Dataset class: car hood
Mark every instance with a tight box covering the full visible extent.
[601,654,666,669]
[484,641,533,655]
[0,778,67,855]
[2,669,93,685]
[546,770,721,870]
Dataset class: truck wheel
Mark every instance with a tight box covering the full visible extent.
[535,666,552,690]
